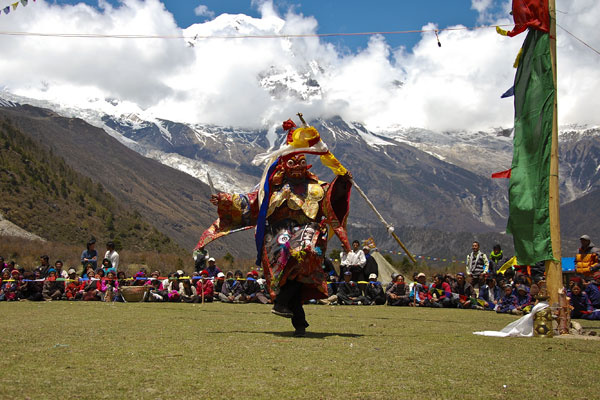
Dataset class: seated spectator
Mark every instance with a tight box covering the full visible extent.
[64,268,84,301]
[214,272,225,297]
[364,273,385,305]
[386,273,401,293]
[242,272,269,304]
[82,263,96,280]
[145,271,161,287]
[452,272,475,309]
[179,279,198,303]
[410,273,432,307]
[337,271,370,305]
[569,280,600,320]
[100,258,113,275]
[102,270,119,302]
[82,272,102,301]
[54,260,68,279]
[219,271,244,303]
[165,273,181,302]
[145,278,166,302]
[0,268,17,301]
[35,255,51,278]
[496,285,517,314]
[513,284,532,315]
[429,274,454,308]
[196,270,214,302]
[318,275,339,305]
[117,271,129,288]
[132,270,147,286]
[584,273,600,309]
[42,268,64,301]
[386,273,410,306]
[478,276,502,311]
[16,272,44,301]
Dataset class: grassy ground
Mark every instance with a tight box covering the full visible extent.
[1,302,599,400]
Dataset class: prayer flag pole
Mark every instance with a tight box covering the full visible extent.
[545,0,561,306]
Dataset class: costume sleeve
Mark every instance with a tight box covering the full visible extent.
[323,176,352,252]
[195,191,259,249]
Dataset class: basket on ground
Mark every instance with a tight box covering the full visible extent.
[120,286,148,302]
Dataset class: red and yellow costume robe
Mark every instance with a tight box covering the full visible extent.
[196,172,351,302]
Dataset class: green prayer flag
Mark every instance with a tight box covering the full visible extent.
[506,29,555,265]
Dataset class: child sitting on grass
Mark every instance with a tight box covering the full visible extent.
[495,285,517,314]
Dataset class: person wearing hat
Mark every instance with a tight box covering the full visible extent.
[513,285,532,315]
[337,271,370,305]
[81,239,98,269]
[0,268,17,301]
[213,272,226,297]
[196,270,214,302]
[63,269,84,301]
[241,271,269,304]
[575,235,600,277]
[364,273,385,305]
[205,258,222,278]
[218,271,244,303]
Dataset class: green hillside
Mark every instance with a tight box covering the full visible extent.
[0,118,181,253]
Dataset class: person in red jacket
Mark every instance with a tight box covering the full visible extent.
[196,270,214,302]
[430,274,454,308]
[64,269,84,300]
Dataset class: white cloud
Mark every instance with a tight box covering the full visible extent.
[194,4,214,19]
[0,0,598,131]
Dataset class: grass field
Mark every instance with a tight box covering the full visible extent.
[1,302,599,400]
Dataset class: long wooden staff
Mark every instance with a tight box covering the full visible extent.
[351,179,416,264]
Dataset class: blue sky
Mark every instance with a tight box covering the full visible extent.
[51,0,502,53]
[1,0,598,130]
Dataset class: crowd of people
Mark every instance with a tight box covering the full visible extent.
[1,236,599,321]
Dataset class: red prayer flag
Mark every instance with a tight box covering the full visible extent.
[491,168,512,179]
[507,0,550,37]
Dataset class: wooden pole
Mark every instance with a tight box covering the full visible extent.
[545,0,562,306]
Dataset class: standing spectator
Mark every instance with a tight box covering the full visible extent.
[452,272,475,309]
[193,246,209,273]
[35,255,51,278]
[575,235,600,277]
[81,239,98,269]
[363,247,379,279]
[496,285,517,314]
[386,273,410,306]
[364,273,385,305]
[340,240,367,283]
[478,276,501,311]
[104,241,119,271]
[219,271,243,303]
[196,270,214,302]
[337,271,370,305]
[205,258,222,278]
[42,269,64,301]
[489,244,505,275]
[466,241,489,288]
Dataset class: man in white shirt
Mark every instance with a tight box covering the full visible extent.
[340,240,367,283]
[104,241,120,271]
